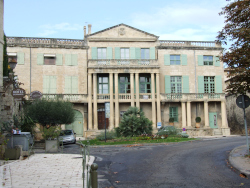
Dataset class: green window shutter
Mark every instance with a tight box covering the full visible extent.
[164,54,170,65]
[56,54,63,65]
[198,76,204,93]
[115,47,120,59]
[182,76,189,93]
[72,54,78,66]
[43,76,50,93]
[65,54,71,65]
[37,53,44,65]
[165,75,171,93]
[72,76,78,94]
[181,54,187,66]
[107,47,113,59]
[65,76,71,94]
[91,47,97,59]
[214,56,220,67]
[50,76,57,94]
[135,48,141,59]
[17,52,24,65]
[150,47,155,59]
[198,55,203,66]
[130,47,136,59]
[215,75,222,93]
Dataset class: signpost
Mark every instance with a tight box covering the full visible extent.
[236,95,250,155]
[30,91,43,99]
[12,88,26,99]
[157,122,162,129]
[104,102,110,142]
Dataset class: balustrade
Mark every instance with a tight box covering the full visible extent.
[88,59,159,67]
[159,40,221,47]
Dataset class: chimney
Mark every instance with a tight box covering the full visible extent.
[84,26,86,38]
[88,24,92,35]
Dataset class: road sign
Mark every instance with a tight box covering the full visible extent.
[236,95,250,109]
[30,90,43,99]
[157,122,162,129]
[105,102,110,118]
[12,88,26,98]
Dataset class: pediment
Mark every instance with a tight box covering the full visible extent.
[87,23,158,42]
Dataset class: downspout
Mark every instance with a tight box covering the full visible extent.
[30,47,31,93]
[194,50,197,117]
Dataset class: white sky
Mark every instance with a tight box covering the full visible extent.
[4,0,228,43]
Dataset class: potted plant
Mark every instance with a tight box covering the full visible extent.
[169,117,175,126]
[195,117,201,128]
[42,126,61,153]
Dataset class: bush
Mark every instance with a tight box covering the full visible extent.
[96,130,117,141]
[116,107,153,137]
[158,126,177,136]
[177,132,189,138]
[42,126,61,140]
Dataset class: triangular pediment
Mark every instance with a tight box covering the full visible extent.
[87,23,158,42]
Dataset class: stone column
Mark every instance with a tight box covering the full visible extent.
[109,73,114,129]
[135,73,140,109]
[187,101,191,127]
[93,73,98,130]
[182,102,187,128]
[151,73,156,128]
[115,73,119,127]
[221,100,228,128]
[204,101,209,127]
[156,73,161,125]
[130,73,135,107]
[88,73,93,130]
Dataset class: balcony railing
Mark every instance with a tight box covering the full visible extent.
[159,40,221,48]
[161,93,225,101]
[25,94,88,102]
[88,59,159,68]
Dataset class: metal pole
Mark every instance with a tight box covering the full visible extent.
[242,95,249,155]
[91,163,98,188]
[105,118,106,143]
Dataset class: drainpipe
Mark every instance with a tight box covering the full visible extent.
[30,47,31,93]
[194,50,197,117]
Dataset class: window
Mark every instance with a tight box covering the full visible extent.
[8,52,24,65]
[65,54,77,66]
[65,76,78,94]
[8,54,17,63]
[120,48,129,65]
[169,107,178,122]
[44,54,56,65]
[98,48,107,59]
[98,75,109,94]
[141,48,150,59]
[170,55,181,65]
[139,74,151,93]
[170,76,182,93]
[119,75,130,93]
[37,54,62,65]
[203,56,213,65]
[43,76,57,94]
[204,76,215,93]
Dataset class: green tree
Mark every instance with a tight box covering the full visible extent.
[3,34,8,76]
[217,0,250,94]
[25,99,75,127]
[115,107,153,137]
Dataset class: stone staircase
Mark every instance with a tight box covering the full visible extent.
[213,129,223,136]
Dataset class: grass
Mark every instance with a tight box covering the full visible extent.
[79,136,196,146]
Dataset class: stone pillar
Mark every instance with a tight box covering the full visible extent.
[156,73,161,125]
[151,73,156,128]
[204,101,209,127]
[88,73,93,130]
[115,73,119,127]
[221,100,228,128]
[135,73,140,109]
[130,73,135,107]
[93,73,98,130]
[109,73,114,129]
[187,101,191,127]
[182,102,187,128]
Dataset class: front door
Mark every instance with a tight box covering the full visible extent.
[209,113,218,128]
[66,110,83,136]
[98,111,109,129]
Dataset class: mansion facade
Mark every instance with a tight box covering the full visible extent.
[6,23,230,137]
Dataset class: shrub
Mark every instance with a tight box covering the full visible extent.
[158,126,177,136]
[116,107,153,137]
[195,117,201,123]
[96,130,117,141]
[177,132,189,138]
[169,117,175,123]
[42,126,61,140]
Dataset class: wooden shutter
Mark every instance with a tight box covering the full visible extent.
[181,54,187,66]
[214,56,220,67]
[130,47,136,59]
[182,76,189,93]
[72,76,78,94]
[198,55,203,66]
[65,76,71,94]
[72,54,78,66]
[17,52,24,65]
[56,54,63,65]
[150,47,155,59]
[198,76,204,93]
[135,48,141,59]
[115,47,120,59]
[107,47,113,59]
[43,76,50,93]
[91,47,97,59]
[50,76,57,94]
[65,54,71,65]
[215,75,222,93]
[165,75,171,93]
[37,53,44,65]
[164,54,170,65]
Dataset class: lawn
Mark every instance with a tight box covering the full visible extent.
[79,136,196,146]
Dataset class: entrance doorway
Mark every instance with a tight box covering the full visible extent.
[209,113,218,128]
[98,108,109,129]
[66,110,83,136]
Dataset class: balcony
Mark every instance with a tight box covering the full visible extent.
[159,40,221,48]
[25,94,88,103]
[88,59,159,68]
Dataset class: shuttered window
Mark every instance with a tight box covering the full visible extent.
[65,54,78,66]
[204,76,215,93]
[65,76,78,94]
[43,76,57,94]
[164,54,187,65]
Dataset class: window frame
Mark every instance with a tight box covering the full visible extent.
[204,76,215,93]
[139,74,151,93]
[170,76,182,93]
[119,74,131,93]
[203,55,213,66]
[98,75,109,94]
[170,55,181,65]
[169,107,178,122]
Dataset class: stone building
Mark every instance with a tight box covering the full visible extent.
[6,23,230,137]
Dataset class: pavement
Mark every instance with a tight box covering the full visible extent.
[0,136,249,188]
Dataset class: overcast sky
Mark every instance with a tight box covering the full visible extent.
[4,0,228,42]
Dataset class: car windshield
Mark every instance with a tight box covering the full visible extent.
[60,130,73,136]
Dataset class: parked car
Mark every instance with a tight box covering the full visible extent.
[59,130,76,144]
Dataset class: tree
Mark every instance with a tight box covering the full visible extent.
[115,107,153,137]
[3,34,8,76]
[217,0,250,94]
[25,99,75,127]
